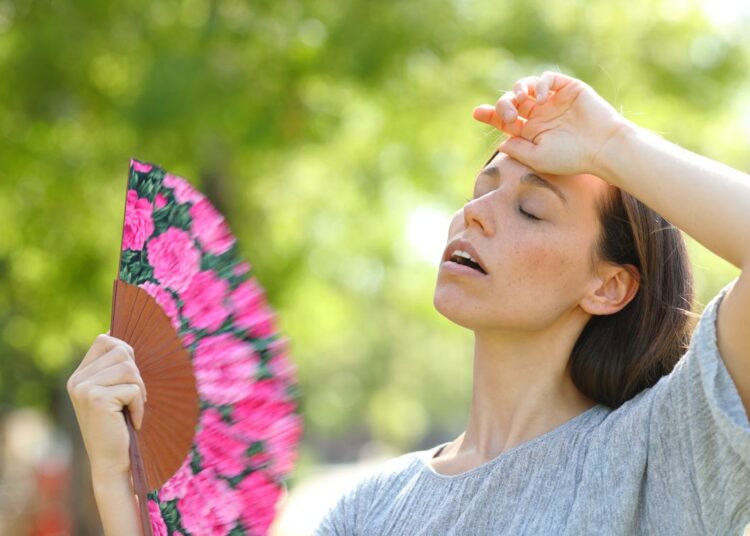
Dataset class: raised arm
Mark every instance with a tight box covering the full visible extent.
[472,71,750,416]
[67,333,146,535]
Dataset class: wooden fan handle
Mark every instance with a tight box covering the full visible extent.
[124,407,154,536]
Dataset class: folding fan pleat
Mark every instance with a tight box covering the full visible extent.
[128,303,163,350]
[110,279,200,536]
[137,316,176,350]
[136,340,185,369]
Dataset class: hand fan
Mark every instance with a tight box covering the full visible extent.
[110,158,304,536]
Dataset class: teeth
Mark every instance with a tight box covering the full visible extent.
[452,250,476,262]
[449,249,486,274]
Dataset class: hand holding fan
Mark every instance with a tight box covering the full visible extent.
[111,158,304,535]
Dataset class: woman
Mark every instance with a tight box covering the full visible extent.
[68,72,750,534]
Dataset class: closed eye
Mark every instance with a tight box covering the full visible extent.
[519,206,541,221]
[465,196,542,222]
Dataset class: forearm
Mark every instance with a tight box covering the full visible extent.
[596,121,750,270]
[92,471,143,536]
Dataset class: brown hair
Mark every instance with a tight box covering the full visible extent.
[483,149,698,408]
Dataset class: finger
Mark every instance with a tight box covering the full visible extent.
[89,360,147,405]
[472,105,524,137]
[72,345,135,387]
[79,334,134,370]
[86,383,145,430]
[113,384,146,431]
[498,136,539,168]
[536,70,575,104]
[495,91,520,124]
[516,97,537,119]
[513,76,541,103]
[76,344,135,378]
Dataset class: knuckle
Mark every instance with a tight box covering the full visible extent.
[66,375,78,395]
[72,381,90,401]
[113,345,130,361]
[95,333,110,344]
[120,360,138,376]
[119,342,135,360]
[85,386,106,406]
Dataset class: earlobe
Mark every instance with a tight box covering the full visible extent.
[581,264,640,316]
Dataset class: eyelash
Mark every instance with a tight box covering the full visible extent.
[465,197,542,222]
[518,206,541,221]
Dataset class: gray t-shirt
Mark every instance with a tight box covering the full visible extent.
[313,278,750,535]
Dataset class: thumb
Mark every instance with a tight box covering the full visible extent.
[498,136,537,166]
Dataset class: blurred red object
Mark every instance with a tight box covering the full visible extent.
[28,457,72,536]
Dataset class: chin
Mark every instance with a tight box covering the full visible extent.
[432,286,485,330]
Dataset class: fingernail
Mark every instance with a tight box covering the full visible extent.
[503,110,515,123]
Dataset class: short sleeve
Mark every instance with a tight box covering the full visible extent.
[312,487,352,536]
[311,471,379,536]
[647,277,750,533]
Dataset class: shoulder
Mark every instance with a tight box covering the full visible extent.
[312,447,433,534]
[350,448,428,495]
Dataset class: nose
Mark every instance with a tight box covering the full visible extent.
[462,197,494,236]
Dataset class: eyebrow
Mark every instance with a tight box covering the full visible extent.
[477,166,568,205]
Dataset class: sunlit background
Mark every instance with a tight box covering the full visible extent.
[0,0,747,533]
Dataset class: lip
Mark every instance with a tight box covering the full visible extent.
[440,260,489,277]
[441,237,488,275]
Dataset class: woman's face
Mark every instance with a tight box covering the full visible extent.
[433,152,611,332]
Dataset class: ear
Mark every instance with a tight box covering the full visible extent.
[580,263,640,316]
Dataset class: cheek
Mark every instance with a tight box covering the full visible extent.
[506,233,587,291]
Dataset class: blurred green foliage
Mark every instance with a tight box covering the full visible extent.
[0,0,745,471]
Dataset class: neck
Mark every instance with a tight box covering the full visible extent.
[448,314,598,462]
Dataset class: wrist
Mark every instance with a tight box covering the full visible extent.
[589,116,639,184]
[92,467,132,495]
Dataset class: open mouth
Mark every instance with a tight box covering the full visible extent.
[449,254,487,275]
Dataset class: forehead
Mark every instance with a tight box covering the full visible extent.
[478,152,608,204]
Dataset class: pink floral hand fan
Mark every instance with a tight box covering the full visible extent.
[111,158,303,536]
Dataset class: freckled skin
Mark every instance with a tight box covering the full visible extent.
[434,153,610,333]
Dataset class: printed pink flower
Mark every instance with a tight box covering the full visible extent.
[159,459,193,502]
[232,261,252,276]
[195,408,249,476]
[263,413,303,477]
[154,192,167,209]
[232,380,288,440]
[146,228,200,293]
[181,270,229,332]
[164,173,203,204]
[148,500,168,536]
[122,189,154,251]
[131,160,153,173]
[177,469,241,534]
[266,337,298,384]
[236,471,284,535]
[139,282,181,332]
[189,198,236,255]
[234,380,301,475]
[193,333,259,405]
[230,279,276,337]
[181,332,196,346]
